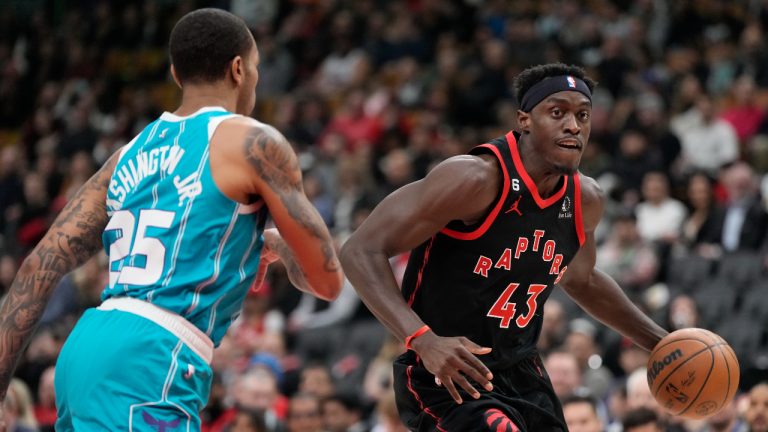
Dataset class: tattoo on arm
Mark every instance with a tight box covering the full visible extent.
[0,155,117,398]
[263,232,311,291]
[244,127,340,273]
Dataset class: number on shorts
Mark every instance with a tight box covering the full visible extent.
[487,283,547,329]
[105,209,174,287]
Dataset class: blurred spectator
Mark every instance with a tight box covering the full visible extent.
[622,407,662,432]
[597,209,659,295]
[229,286,286,360]
[610,130,664,200]
[746,383,768,432]
[635,171,687,244]
[363,335,402,402]
[225,408,268,432]
[544,350,583,399]
[720,75,765,145]
[605,383,628,432]
[370,390,407,432]
[564,319,613,400]
[699,398,746,432]
[679,172,719,255]
[253,33,295,101]
[323,90,382,152]
[303,171,335,227]
[289,279,360,333]
[299,363,336,400]
[537,299,567,355]
[322,392,368,432]
[212,367,287,432]
[33,366,55,432]
[0,254,17,295]
[562,393,603,432]
[626,92,681,171]
[3,378,38,432]
[626,368,656,413]
[671,94,739,175]
[618,339,650,379]
[315,12,369,96]
[285,393,324,432]
[666,295,700,332]
[707,162,768,252]
[13,172,50,250]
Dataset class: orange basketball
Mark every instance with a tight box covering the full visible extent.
[646,328,740,419]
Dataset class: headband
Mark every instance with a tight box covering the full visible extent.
[520,75,592,112]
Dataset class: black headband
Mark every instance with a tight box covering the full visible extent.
[520,75,592,112]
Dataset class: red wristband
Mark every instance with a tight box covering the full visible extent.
[404,325,431,350]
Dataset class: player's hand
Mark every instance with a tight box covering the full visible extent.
[252,229,281,292]
[261,229,281,265]
[410,332,494,404]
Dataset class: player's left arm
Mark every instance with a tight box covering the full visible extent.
[252,228,310,291]
[558,175,669,351]
[0,152,118,400]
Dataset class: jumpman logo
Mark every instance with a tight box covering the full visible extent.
[142,411,181,432]
[505,195,523,216]
[484,408,520,432]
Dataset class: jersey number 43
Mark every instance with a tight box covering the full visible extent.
[487,283,546,329]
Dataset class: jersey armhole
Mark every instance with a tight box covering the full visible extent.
[574,173,586,246]
[440,143,510,241]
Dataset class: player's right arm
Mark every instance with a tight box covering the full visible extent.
[340,155,499,404]
[238,122,343,301]
[0,153,118,429]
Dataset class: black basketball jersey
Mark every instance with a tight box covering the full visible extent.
[401,131,585,370]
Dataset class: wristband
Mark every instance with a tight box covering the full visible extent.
[405,325,431,350]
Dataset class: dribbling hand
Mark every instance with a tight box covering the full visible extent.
[410,332,494,404]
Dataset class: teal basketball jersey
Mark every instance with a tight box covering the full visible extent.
[101,107,267,345]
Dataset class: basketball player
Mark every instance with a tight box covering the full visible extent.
[340,64,668,431]
[0,9,342,431]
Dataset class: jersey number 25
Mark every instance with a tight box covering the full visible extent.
[105,209,174,287]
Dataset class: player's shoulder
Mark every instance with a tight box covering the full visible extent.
[426,155,501,209]
[576,173,604,207]
[576,172,605,230]
[433,154,499,182]
[218,116,286,141]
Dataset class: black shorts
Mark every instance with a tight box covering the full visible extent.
[393,351,567,432]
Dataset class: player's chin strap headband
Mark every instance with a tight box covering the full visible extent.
[520,75,592,112]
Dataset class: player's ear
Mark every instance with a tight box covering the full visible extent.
[230,56,244,86]
[517,110,531,134]
[170,65,182,90]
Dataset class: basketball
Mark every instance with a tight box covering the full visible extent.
[646,328,740,419]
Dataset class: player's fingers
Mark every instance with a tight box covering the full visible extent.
[442,377,463,404]
[251,263,269,292]
[457,355,494,392]
[459,337,492,355]
[457,342,494,381]
[435,376,442,386]
[451,373,481,400]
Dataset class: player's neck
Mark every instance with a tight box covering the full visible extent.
[517,135,566,199]
[176,85,237,116]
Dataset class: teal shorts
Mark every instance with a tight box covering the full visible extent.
[54,308,212,431]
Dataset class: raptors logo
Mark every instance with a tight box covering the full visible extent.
[484,408,520,432]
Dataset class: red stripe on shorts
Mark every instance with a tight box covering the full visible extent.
[406,365,447,432]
